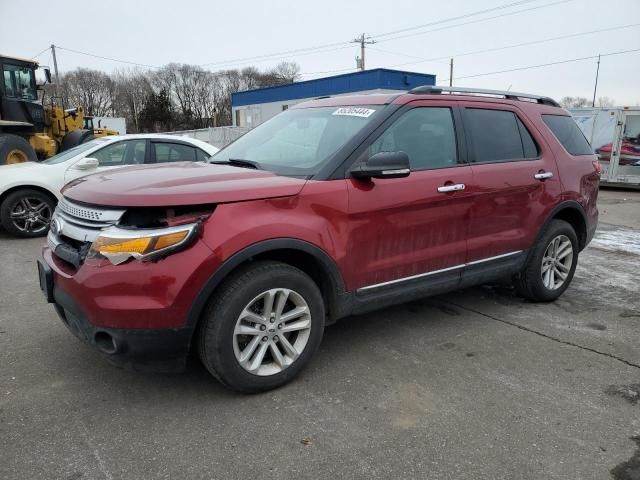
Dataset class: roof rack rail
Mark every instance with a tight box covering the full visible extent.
[407,86,560,107]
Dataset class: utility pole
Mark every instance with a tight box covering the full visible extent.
[50,44,60,84]
[352,33,375,71]
[591,53,601,108]
[449,58,454,87]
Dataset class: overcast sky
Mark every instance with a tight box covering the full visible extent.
[1,0,639,104]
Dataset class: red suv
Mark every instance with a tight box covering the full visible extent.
[38,87,600,392]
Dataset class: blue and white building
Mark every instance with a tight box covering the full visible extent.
[231,68,436,128]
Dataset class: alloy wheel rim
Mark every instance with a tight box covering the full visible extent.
[233,288,312,376]
[541,234,573,290]
[6,149,28,165]
[10,197,52,234]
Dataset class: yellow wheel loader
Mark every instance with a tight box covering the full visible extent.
[0,54,118,165]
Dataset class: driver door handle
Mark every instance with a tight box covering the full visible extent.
[437,183,466,193]
[534,171,553,180]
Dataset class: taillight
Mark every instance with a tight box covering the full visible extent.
[592,161,602,176]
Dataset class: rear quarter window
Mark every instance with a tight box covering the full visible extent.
[542,114,593,156]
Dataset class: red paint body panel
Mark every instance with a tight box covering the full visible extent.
[346,168,473,289]
[62,162,307,207]
[42,91,600,340]
[459,100,563,261]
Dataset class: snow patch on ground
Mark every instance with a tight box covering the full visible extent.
[590,227,640,256]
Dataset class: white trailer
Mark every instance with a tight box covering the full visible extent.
[570,107,640,187]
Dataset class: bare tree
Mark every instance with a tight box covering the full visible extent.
[61,68,115,116]
[58,61,302,129]
[559,96,590,108]
[597,96,615,108]
[113,69,153,132]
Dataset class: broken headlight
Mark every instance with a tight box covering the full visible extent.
[89,223,199,265]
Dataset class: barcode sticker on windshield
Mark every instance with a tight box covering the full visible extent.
[332,107,376,118]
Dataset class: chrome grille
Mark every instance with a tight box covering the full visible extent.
[58,198,123,223]
[50,198,126,243]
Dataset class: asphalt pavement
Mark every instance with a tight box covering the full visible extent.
[1,188,639,480]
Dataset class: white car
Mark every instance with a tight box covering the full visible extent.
[0,134,219,237]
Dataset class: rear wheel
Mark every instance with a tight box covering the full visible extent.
[0,189,55,238]
[198,261,325,393]
[514,219,578,302]
[0,134,38,165]
[61,129,94,152]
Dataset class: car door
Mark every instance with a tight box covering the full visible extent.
[460,102,561,264]
[64,139,148,183]
[346,101,472,293]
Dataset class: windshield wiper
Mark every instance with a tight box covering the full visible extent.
[210,158,262,170]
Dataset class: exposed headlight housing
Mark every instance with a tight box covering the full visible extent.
[89,223,199,265]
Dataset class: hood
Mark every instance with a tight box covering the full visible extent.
[62,162,307,207]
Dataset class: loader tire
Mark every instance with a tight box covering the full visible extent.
[0,134,38,165]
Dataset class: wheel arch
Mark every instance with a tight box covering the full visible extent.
[539,201,588,251]
[0,184,59,209]
[186,238,349,336]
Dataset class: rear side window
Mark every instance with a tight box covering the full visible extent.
[542,115,593,156]
[153,143,197,162]
[465,109,538,162]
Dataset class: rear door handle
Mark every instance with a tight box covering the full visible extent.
[534,171,553,180]
[437,183,466,193]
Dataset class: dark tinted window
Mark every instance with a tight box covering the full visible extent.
[542,114,593,156]
[466,109,537,162]
[369,107,457,169]
[196,148,211,162]
[517,118,539,158]
[154,143,196,162]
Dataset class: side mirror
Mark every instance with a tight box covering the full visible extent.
[44,68,52,84]
[74,157,99,170]
[350,151,411,179]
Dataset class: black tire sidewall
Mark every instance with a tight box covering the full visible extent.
[0,135,38,165]
[201,262,325,393]
[524,219,579,301]
[0,189,55,238]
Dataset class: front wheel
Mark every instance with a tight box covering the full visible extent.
[514,219,578,302]
[198,261,325,393]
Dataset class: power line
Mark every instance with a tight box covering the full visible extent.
[372,0,539,39]
[30,46,50,60]
[199,0,559,69]
[375,22,640,70]
[443,47,640,82]
[55,46,160,69]
[375,0,572,44]
[301,22,637,77]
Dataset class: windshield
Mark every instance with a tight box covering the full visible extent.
[43,138,111,165]
[3,64,37,101]
[212,106,382,176]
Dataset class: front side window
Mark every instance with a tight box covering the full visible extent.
[466,108,538,162]
[2,64,37,100]
[43,138,109,165]
[213,106,383,176]
[92,140,147,167]
[369,107,458,170]
[542,114,593,156]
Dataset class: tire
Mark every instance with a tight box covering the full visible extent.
[0,134,38,165]
[0,188,55,238]
[514,219,579,302]
[198,261,325,393]
[60,129,94,152]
